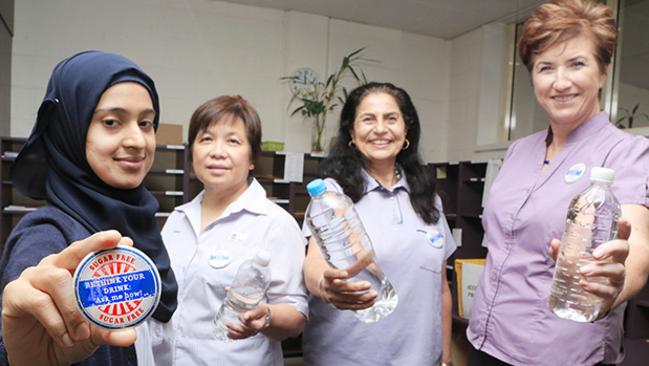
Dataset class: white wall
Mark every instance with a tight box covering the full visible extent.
[447,25,511,162]
[11,0,451,162]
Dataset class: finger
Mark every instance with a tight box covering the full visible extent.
[118,236,134,247]
[332,297,376,310]
[95,327,137,347]
[4,281,74,348]
[241,306,266,323]
[329,278,372,293]
[323,268,350,281]
[49,230,123,271]
[344,251,374,278]
[579,279,619,300]
[328,289,377,305]
[226,321,253,339]
[616,218,631,240]
[580,262,625,287]
[549,239,561,261]
[592,240,629,263]
[28,266,89,341]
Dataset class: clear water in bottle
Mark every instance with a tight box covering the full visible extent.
[214,250,271,340]
[549,167,620,322]
[305,179,398,323]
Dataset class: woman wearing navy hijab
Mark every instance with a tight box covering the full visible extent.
[0,51,177,365]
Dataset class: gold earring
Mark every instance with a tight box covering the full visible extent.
[348,140,355,148]
[402,139,410,150]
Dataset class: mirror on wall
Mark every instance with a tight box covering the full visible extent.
[612,0,649,130]
[505,22,548,142]
[501,0,649,142]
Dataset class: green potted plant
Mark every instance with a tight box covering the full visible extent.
[282,48,371,153]
[615,102,649,129]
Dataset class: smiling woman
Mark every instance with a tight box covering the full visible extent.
[140,95,308,365]
[302,82,456,366]
[0,50,178,366]
[86,82,156,190]
[467,1,649,365]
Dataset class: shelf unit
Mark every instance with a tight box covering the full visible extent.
[431,160,488,261]
[0,137,187,247]
[0,137,327,360]
[0,137,327,249]
[0,137,46,246]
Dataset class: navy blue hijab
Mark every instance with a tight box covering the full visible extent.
[12,51,177,322]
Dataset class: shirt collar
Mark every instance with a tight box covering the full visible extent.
[175,177,269,220]
[360,165,410,195]
[559,110,610,145]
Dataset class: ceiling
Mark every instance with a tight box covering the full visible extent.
[216,0,545,39]
[219,0,649,92]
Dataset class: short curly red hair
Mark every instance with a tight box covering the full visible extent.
[519,0,617,73]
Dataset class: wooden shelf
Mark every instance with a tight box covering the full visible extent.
[0,137,326,249]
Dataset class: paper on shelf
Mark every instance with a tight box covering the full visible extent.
[283,152,304,182]
[455,259,486,319]
[482,159,502,207]
[452,228,462,247]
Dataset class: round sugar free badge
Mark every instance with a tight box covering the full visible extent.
[73,245,161,329]
[565,163,586,183]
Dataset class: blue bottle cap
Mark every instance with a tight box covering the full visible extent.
[306,179,326,197]
[72,245,161,329]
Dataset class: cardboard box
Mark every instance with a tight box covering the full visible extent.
[156,123,183,145]
[455,258,486,319]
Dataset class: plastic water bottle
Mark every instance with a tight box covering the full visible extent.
[305,178,398,323]
[549,167,621,322]
[214,250,271,340]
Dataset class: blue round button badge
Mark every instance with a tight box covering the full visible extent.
[73,245,161,329]
[565,163,586,183]
[418,229,445,248]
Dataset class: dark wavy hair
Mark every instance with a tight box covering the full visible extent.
[320,82,439,224]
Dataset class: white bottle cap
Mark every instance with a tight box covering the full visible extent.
[590,167,615,183]
[254,250,271,267]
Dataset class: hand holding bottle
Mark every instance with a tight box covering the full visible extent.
[225,303,272,340]
[317,266,378,311]
[549,218,630,319]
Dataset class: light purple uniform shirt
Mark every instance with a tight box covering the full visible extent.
[143,179,308,366]
[303,169,456,365]
[468,112,649,365]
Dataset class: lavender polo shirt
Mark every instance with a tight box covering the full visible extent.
[303,169,456,365]
[139,178,308,366]
[468,112,649,366]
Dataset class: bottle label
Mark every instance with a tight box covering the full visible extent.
[73,245,161,329]
[565,163,586,183]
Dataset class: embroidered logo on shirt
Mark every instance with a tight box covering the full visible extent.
[565,163,586,183]
[208,249,233,269]
[417,228,444,248]
[229,232,248,242]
